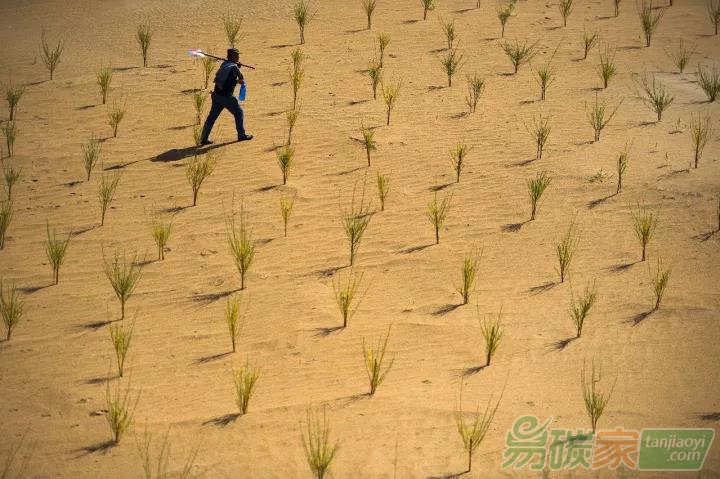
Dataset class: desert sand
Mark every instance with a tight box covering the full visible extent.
[1,0,719,477]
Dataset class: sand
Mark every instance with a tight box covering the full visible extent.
[0,0,719,477]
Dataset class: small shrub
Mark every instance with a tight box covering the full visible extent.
[192,125,202,147]
[3,162,20,201]
[633,72,674,121]
[342,180,372,266]
[667,39,695,73]
[276,144,295,185]
[222,10,243,48]
[696,64,720,102]
[555,221,579,283]
[465,74,485,113]
[479,308,503,366]
[280,195,295,237]
[449,140,471,183]
[632,205,658,262]
[225,294,245,353]
[457,250,480,305]
[558,0,574,26]
[186,153,216,206]
[191,90,207,125]
[302,407,338,479]
[441,18,457,50]
[227,204,255,290]
[291,51,305,110]
[286,107,300,145]
[651,257,670,310]
[377,33,390,67]
[110,319,133,377]
[363,326,394,396]
[362,0,377,30]
[104,250,142,321]
[455,394,501,472]
[150,214,172,261]
[294,0,314,44]
[2,120,17,157]
[637,0,665,47]
[233,363,260,415]
[45,222,70,285]
[0,280,23,340]
[497,1,516,38]
[581,28,599,60]
[528,113,551,160]
[616,144,629,194]
[40,30,64,80]
[108,99,126,138]
[0,200,12,250]
[334,269,364,328]
[527,171,551,221]
[500,39,537,75]
[82,135,102,181]
[535,64,556,101]
[582,361,615,431]
[690,113,713,169]
[98,172,121,226]
[366,61,383,100]
[3,80,25,121]
[421,0,436,20]
[427,190,452,244]
[105,379,139,445]
[570,281,597,338]
[136,21,153,67]
[383,82,401,126]
[97,66,113,105]
[376,173,389,211]
[201,56,215,90]
[596,46,617,89]
[586,93,621,142]
[440,48,464,87]
[360,124,376,167]
[710,0,720,35]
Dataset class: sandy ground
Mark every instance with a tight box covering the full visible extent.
[0,0,719,477]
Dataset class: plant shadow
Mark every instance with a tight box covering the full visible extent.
[85,376,113,385]
[195,351,232,364]
[432,303,461,316]
[509,158,535,167]
[528,281,556,295]
[78,319,117,330]
[104,158,145,171]
[427,85,445,91]
[314,265,345,278]
[398,244,432,254]
[192,289,239,305]
[501,220,529,233]
[626,309,654,326]
[693,230,717,242]
[461,365,487,377]
[587,193,617,209]
[70,225,98,237]
[696,412,720,421]
[348,99,369,106]
[338,392,371,407]
[429,182,454,192]
[606,261,637,273]
[77,440,115,456]
[314,326,344,337]
[17,284,50,294]
[402,19,419,24]
[450,111,469,119]
[552,337,576,351]
[203,412,241,427]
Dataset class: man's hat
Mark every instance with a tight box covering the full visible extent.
[227,48,240,57]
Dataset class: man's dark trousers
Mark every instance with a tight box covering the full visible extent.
[200,92,246,142]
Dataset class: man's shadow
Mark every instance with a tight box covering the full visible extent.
[151,141,233,163]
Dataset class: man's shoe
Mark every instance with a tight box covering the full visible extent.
[237,134,253,142]
[200,140,213,146]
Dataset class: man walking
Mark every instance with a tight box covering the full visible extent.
[200,48,253,145]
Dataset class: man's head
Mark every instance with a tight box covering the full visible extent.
[227,48,240,63]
